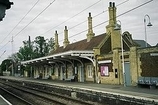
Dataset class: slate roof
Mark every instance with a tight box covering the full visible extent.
[50,33,106,55]
[50,31,143,55]
[134,40,151,48]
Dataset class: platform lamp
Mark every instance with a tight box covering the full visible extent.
[114,20,126,87]
[0,0,13,21]
[144,14,152,47]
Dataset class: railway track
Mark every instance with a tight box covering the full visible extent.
[0,86,33,105]
[0,80,97,105]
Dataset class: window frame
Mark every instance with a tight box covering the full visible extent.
[87,64,93,78]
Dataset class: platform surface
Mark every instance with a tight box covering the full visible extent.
[0,95,12,105]
[0,76,158,103]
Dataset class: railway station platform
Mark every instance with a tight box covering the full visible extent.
[0,76,158,103]
[0,95,12,105]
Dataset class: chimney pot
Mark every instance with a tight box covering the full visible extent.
[89,12,91,17]
[65,26,67,30]
[109,2,112,7]
[113,2,115,7]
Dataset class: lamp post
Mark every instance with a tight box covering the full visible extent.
[144,14,152,47]
[0,0,13,21]
[114,20,126,87]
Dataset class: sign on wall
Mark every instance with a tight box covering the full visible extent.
[100,66,109,76]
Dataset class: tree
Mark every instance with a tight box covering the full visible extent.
[4,36,55,64]
[16,36,34,61]
[34,36,45,57]
[47,37,55,53]
[1,59,12,74]
[0,36,55,76]
[33,36,54,58]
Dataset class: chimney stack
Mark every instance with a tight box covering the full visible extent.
[106,2,121,51]
[63,26,70,48]
[108,2,116,26]
[87,12,95,42]
[54,30,59,50]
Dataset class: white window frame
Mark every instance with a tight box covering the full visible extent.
[87,64,93,78]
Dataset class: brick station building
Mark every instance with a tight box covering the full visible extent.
[21,2,158,86]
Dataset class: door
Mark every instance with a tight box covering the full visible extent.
[60,66,65,80]
[124,62,131,86]
[79,66,84,82]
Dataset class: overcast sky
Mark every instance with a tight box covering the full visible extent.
[0,0,157,63]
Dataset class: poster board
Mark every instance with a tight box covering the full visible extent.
[100,66,109,76]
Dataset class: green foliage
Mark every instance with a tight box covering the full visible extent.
[1,59,12,72]
[16,36,55,61]
[1,36,55,74]
[33,36,54,58]
[0,35,55,77]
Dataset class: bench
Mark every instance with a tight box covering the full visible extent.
[137,77,158,89]
[65,76,75,82]
[44,75,50,79]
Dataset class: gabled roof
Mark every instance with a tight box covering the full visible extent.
[122,31,139,48]
[50,33,106,55]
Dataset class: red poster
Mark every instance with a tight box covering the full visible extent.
[100,66,109,76]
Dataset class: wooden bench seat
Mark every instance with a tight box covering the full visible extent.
[65,76,75,82]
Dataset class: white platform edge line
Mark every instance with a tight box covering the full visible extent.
[0,95,12,105]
